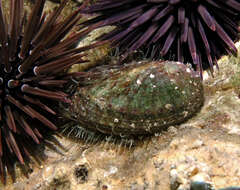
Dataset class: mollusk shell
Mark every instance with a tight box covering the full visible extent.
[69,61,204,136]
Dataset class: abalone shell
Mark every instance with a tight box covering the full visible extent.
[69,61,204,136]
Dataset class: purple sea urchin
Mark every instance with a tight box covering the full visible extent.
[0,0,93,183]
[82,0,240,77]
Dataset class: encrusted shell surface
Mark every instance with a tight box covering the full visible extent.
[69,61,204,136]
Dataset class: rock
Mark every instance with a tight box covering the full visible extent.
[3,32,240,190]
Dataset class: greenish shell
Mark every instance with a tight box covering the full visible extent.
[69,61,204,136]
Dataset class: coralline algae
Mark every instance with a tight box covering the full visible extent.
[67,61,204,136]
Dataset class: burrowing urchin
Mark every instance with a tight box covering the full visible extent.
[0,0,95,183]
[81,0,240,77]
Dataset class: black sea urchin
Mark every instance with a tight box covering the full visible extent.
[0,0,93,183]
[82,0,240,76]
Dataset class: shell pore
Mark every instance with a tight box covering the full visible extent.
[69,61,204,136]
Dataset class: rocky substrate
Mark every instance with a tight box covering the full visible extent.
[1,42,240,190]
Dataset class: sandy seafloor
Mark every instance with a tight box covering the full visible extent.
[2,0,240,190]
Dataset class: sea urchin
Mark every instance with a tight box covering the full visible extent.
[82,0,240,76]
[0,0,93,183]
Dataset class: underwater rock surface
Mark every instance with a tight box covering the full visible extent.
[4,46,240,190]
[69,61,204,136]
